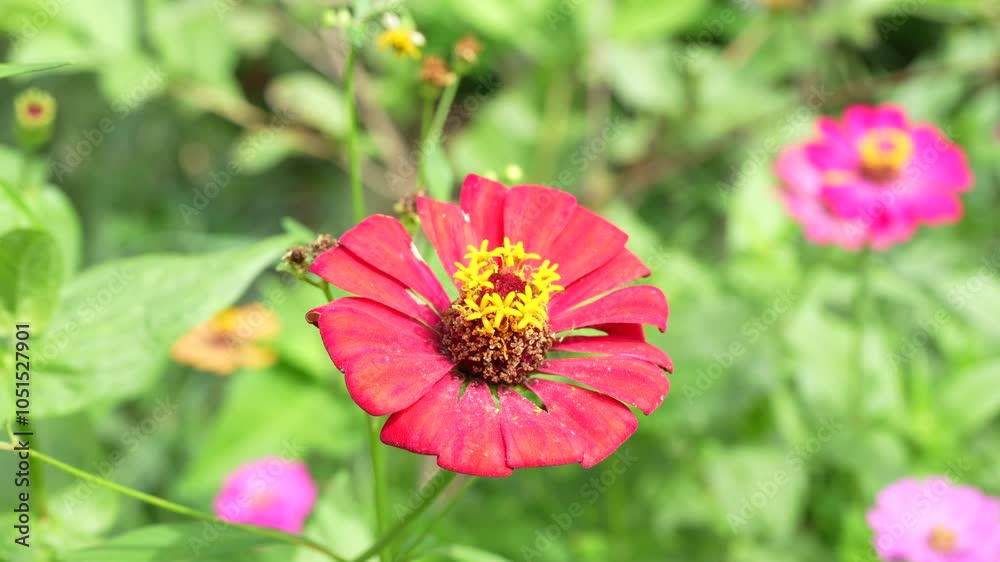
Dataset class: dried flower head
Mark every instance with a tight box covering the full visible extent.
[454,35,482,65]
[420,56,456,88]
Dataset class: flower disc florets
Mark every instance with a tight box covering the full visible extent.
[441,237,563,385]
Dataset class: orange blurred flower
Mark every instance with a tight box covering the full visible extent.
[170,304,279,375]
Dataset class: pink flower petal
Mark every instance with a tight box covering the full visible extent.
[307,298,453,415]
[417,196,479,281]
[459,174,507,249]
[440,383,513,477]
[550,285,668,334]
[498,387,584,468]
[907,125,974,192]
[338,215,451,312]
[381,379,512,477]
[503,185,577,256]
[381,376,463,455]
[592,323,647,340]
[553,335,673,372]
[545,206,629,287]
[537,356,669,415]
[528,379,638,468]
[870,104,908,129]
[549,250,651,316]
[311,246,441,325]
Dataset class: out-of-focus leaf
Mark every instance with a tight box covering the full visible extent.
[61,524,283,562]
[0,229,63,332]
[148,0,240,94]
[230,128,303,175]
[174,367,363,500]
[267,73,348,138]
[293,472,372,562]
[0,61,68,78]
[939,361,1000,437]
[705,445,807,540]
[611,0,709,41]
[604,44,684,116]
[22,235,294,419]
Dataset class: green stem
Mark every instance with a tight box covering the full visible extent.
[393,476,476,562]
[366,416,391,562]
[851,249,873,424]
[351,470,459,562]
[417,80,459,188]
[345,43,364,223]
[12,447,346,561]
[418,95,435,152]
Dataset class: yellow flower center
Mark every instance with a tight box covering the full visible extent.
[857,128,913,182]
[376,28,422,59]
[927,525,957,553]
[452,238,562,336]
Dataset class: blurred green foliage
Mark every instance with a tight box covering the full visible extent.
[1,0,999,561]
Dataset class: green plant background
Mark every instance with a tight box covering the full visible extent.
[1,0,999,561]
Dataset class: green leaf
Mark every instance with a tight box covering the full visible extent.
[432,545,516,562]
[604,44,684,116]
[175,366,363,500]
[230,128,303,175]
[611,0,709,41]
[23,235,294,419]
[0,61,68,79]
[705,445,807,540]
[939,361,1000,437]
[267,72,348,138]
[294,472,372,562]
[148,0,240,94]
[61,523,283,562]
[0,229,64,333]
[423,142,455,201]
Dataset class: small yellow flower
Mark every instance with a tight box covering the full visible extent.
[377,14,424,59]
[170,304,279,375]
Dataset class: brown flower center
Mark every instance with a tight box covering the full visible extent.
[440,238,562,385]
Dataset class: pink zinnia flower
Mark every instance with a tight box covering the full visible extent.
[307,174,672,477]
[776,104,973,250]
[213,457,318,534]
[867,477,1000,562]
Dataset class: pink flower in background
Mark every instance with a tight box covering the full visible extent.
[776,104,973,250]
[213,457,318,534]
[867,477,1000,562]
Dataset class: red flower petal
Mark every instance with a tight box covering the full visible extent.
[537,356,669,415]
[593,323,647,340]
[545,207,628,287]
[439,383,512,477]
[338,215,451,312]
[381,376,463,455]
[503,185,577,255]
[308,298,453,416]
[550,285,668,333]
[549,250,650,315]
[311,246,440,326]
[417,196,479,281]
[553,335,673,372]
[381,379,513,477]
[527,379,638,468]
[498,387,584,468]
[459,174,507,249]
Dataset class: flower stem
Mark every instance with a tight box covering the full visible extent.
[851,248,873,423]
[392,476,476,562]
[366,416,391,562]
[9,447,346,561]
[417,80,459,189]
[351,469,459,562]
[345,42,364,223]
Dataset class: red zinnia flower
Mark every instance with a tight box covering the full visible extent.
[307,174,672,477]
